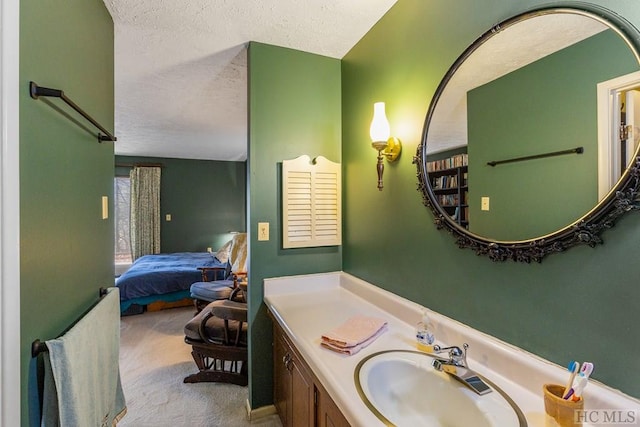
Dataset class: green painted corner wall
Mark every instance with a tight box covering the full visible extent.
[116,156,247,252]
[19,0,114,424]
[342,0,640,399]
[247,42,342,408]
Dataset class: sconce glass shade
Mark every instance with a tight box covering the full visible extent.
[369,102,391,142]
[369,102,401,191]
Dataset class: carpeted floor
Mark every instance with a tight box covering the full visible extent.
[119,306,282,427]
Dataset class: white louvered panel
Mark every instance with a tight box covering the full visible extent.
[314,170,339,242]
[282,155,342,248]
[285,168,312,243]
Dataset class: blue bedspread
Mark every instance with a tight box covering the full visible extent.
[116,252,227,303]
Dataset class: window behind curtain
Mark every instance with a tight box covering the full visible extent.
[114,176,132,274]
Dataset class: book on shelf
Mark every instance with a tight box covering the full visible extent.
[437,194,459,206]
[431,174,459,189]
[426,153,468,172]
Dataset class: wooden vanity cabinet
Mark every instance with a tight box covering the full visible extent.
[272,321,350,427]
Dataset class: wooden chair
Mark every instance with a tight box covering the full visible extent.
[190,267,246,312]
[190,233,247,312]
[183,288,248,385]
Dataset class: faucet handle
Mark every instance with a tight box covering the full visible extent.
[449,345,463,357]
[449,343,467,365]
[431,342,469,367]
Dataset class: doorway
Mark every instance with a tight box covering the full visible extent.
[597,70,640,200]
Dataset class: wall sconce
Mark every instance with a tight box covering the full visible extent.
[370,102,401,191]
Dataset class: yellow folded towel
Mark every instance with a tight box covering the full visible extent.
[321,315,387,355]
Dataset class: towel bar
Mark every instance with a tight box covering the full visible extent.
[32,287,109,357]
[487,146,583,167]
[29,81,117,143]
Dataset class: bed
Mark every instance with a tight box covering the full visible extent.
[116,252,227,314]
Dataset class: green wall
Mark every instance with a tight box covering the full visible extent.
[468,30,638,240]
[116,156,246,253]
[19,0,114,424]
[342,0,640,399]
[248,42,342,408]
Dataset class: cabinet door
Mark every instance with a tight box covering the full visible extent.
[290,356,314,427]
[273,329,290,427]
[316,384,351,427]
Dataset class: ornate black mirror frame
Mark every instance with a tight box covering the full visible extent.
[415,3,640,263]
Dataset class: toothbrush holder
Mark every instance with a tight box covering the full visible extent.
[543,383,584,427]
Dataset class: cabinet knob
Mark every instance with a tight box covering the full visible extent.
[283,353,293,371]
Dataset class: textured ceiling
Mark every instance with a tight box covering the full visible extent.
[103,0,398,161]
[427,13,608,154]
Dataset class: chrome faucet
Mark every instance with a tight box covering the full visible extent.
[430,343,469,368]
[431,343,492,395]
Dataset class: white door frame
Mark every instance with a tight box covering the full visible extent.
[1,0,22,424]
[597,70,640,200]
[623,89,640,168]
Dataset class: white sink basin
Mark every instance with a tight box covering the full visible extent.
[354,350,527,427]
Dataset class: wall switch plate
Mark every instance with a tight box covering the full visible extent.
[101,196,108,219]
[481,197,490,211]
[258,222,269,241]
[165,214,172,221]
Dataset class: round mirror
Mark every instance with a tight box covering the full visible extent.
[417,4,640,262]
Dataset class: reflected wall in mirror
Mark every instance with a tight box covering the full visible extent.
[416,4,640,262]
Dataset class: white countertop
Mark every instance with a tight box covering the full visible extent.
[264,271,640,427]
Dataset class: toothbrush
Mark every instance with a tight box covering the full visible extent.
[570,375,589,402]
[570,362,594,401]
[563,361,580,399]
[579,362,594,379]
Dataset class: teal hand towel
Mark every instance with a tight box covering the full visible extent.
[41,287,127,426]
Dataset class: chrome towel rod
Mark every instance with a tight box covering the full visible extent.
[29,81,117,143]
[31,288,109,357]
[487,146,583,167]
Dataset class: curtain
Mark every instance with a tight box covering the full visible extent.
[130,166,161,260]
